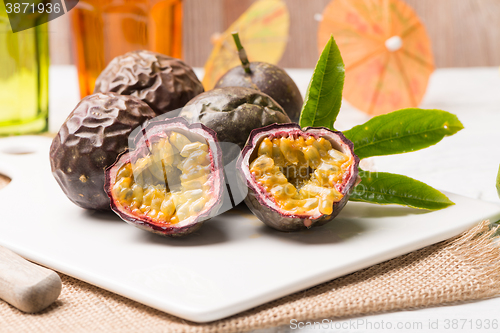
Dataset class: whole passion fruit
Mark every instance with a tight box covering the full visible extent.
[238,123,359,231]
[94,50,204,116]
[105,117,224,236]
[179,87,291,164]
[50,93,156,210]
[215,62,303,123]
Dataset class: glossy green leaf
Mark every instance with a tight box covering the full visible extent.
[343,108,463,159]
[299,35,344,130]
[350,170,454,210]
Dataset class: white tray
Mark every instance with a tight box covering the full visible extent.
[1,136,499,323]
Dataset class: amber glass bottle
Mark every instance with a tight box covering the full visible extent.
[70,0,182,97]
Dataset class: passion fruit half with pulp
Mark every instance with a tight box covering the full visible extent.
[238,123,359,231]
[105,117,224,236]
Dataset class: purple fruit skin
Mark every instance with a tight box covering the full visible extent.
[105,117,225,237]
[237,123,360,232]
[215,62,303,123]
[94,50,204,117]
[50,93,156,211]
[179,86,291,165]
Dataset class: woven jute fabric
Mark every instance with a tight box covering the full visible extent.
[1,215,499,333]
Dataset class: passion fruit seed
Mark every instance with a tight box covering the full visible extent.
[112,132,212,225]
[249,135,352,216]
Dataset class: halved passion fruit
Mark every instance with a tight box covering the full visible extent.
[238,123,359,231]
[105,118,224,236]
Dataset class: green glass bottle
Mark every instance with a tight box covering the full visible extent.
[0,1,49,135]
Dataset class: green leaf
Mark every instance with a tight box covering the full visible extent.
[299,35,344,130]
[350,170,454,210]
[343,108,463,160]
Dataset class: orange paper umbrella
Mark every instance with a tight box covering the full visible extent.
[202,0,289,90]
[318,0,434,115]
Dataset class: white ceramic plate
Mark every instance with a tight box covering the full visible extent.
[1,136,499,323]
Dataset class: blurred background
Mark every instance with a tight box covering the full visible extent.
[50,0,500,68]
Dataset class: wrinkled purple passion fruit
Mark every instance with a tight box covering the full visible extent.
[50,93,156,210]
[105,117,224,236]
[94,50,204,116]
[238,123,359,231]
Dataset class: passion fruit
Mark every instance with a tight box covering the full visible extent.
[238,123,359,231]
[50,93,156,210]
[215,62,303,123]
[105,117,224,236]
[214,33,303,122]
[94,50,204,117]
[179,87,291,164]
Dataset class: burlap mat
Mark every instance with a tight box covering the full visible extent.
[1,174,500,332]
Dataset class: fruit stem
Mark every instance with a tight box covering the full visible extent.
[232,32,251,74]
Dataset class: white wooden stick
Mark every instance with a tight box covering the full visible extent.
[0,246,61,313]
